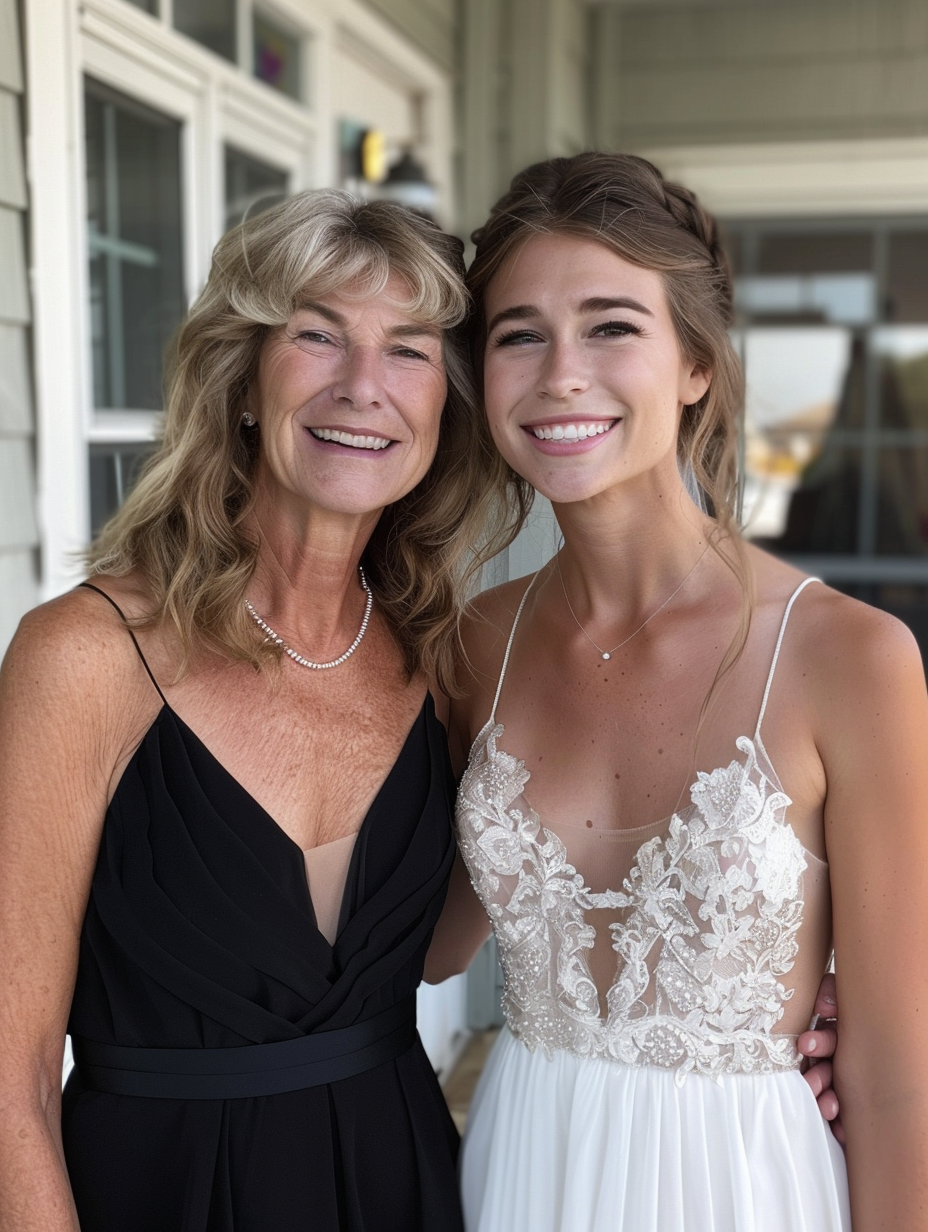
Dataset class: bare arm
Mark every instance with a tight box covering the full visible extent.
[423,850,492,983]
[0,595,149,1232]
[819,610,928,1229]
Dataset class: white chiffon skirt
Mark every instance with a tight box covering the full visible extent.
[460,1028,850,1232]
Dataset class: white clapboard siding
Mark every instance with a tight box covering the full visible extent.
[0,91,26,208]
[0,323,32,434]
[0,0,38,656]
[0,206,28,324]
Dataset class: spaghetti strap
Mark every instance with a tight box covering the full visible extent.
[754,576,821,740]
[78,581,168,705]
[489,572,542,723]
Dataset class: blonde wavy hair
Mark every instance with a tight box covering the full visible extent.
[467,153,752,700]
[89,190,522,692]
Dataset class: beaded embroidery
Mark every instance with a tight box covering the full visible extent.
[457,723,809,1086]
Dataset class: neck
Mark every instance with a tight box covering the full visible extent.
[551,472,715,625]
[246,488,381,650]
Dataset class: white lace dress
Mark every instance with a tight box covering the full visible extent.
[457,579,849,1232]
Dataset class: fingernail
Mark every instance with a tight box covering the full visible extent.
[805,1038,817,1053]
[822,995,836,1006]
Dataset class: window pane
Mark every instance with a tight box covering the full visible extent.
[89,443,157,534]
[757,233,874,275]
[174,0,236,62]
[875,447,928,556]
[224,146,289,233]
[738,232,876,326]
[739,327,862,543]
[85,81,185,411]
[886,232,928,323]
[875,327,928,430]
[253,11,301,99]
[124,0,158,13]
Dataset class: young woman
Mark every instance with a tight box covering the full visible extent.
[434,154,928,1231]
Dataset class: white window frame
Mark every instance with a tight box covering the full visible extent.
[27,0,452,600]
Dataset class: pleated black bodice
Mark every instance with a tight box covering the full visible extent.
[62,692,462,1232]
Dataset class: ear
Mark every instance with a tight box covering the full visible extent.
[681,362,711,408]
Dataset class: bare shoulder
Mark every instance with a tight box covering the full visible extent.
[2,579,162,756]
[461,573,540,666]
[749,553,926,744]
[450,573,540,764]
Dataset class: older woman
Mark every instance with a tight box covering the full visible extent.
[0,192,514,1232]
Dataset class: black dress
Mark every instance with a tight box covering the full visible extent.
[62,592,462,1232]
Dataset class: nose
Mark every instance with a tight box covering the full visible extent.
[331,344,385,409]
[537,339,589,401]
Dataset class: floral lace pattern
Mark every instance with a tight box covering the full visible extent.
[457,722,810,1085]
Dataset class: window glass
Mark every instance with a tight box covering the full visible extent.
[253,11,301,99]
[124,0,157,13]
[89,443,157,535]
[875,448,928,556]
[875,327,928,430]
[224,146,289,233]
[85,80,185,411]
[174,0,236,62]
[738,327,859,542]
[886,232,928,323]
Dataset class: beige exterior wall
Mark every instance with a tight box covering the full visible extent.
[0,0,38,650]
[361,0,458,73]
[459,0,591,237]
[594,0,928,153]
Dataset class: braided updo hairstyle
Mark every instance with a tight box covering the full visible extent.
[468,152,745,538]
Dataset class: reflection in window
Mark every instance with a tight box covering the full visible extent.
[174,0,237,62]
[875,448,928,556]
[739,328,855,541]
[253,11,301,99]
[886,232,928,323]
[224,147,289,233]
[876,328,928,430]
[728,218,928,659]
[89,443,157,536]
[85,80,185,411]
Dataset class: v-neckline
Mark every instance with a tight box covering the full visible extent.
[154,695,431,945]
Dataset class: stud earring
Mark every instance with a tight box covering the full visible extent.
[242,411,257,427]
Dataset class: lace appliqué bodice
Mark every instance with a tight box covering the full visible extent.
[457,722,811,1085]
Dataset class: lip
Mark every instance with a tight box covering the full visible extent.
[520,417,620,456]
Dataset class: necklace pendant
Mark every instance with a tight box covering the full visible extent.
[602,652,611,661]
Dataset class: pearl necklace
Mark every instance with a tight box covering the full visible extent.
[245,567,373,670]
[556,546,709,661]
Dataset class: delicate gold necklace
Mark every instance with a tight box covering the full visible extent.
[556,546,709,660]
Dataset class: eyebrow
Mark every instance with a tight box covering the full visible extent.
[295,300,347,326]
[388,323,443,341]
[292,303,441,340]
[486,296,654,336]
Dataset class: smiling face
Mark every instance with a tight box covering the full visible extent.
[250,273,448,524]
[482,232,711,507]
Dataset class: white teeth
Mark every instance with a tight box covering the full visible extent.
[531,421,615,442]
[310,428,391,450]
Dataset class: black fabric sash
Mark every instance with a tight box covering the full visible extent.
[71,998,417,1100]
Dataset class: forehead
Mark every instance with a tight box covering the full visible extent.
[294,272,442,335]
[485,232,668,314]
